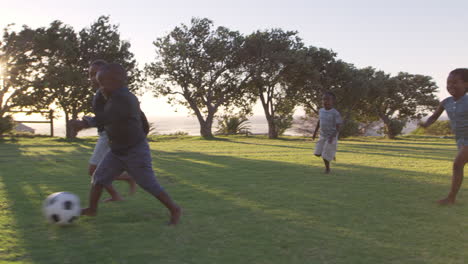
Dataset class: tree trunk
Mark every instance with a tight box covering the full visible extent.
[199,122,213,139]
[266,115,278,139]
[196,112,214,139]
[259,90,278,139]
[379,114,396,139]
[64,112,76,139]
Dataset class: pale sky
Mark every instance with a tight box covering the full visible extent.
[1,0,467,117]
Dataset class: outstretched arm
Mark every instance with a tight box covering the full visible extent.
[420,102,444,128]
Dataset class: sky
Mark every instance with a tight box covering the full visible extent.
[1,0,467,118]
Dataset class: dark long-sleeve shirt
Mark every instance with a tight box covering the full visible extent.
[86,87,146,155]
[92,90,107,133]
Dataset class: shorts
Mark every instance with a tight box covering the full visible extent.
[89,131,110,165]
[92,140,163,196]
[456,137,468,150]
[314,135,338,162]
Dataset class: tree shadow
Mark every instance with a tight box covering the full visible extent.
[150,149,468,263]
[345,136,455,147]
[211,136,312,151]
[341,142,455,162]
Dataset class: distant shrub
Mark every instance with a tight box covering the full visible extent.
[274,115,294,136]
[168,131,189,136]
[412,120,452,136]
[339,119,360,138]
[293,115,315,136]
[380,119,407,139]
[215,115,251,135]
[0,116,14,135]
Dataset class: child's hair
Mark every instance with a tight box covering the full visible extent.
[90,59,108,67]
[450,68,468,82]
[323,91,336,101]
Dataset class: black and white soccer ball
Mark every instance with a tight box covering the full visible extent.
[43,192,81,225]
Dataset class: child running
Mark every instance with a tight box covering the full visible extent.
[71,63,181,225]
[420,68,468,205]
[312,91,342,174]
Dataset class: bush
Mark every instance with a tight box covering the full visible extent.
[274,115,294,136]
[381,119,406,139]
[168,131,189,136]
[412,120,452,136]
[339,119,360,138]
[0,115,15,135]
[216,115,251,135]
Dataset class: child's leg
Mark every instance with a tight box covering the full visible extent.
[82,152,124,216]
[314,137,325,158]
[439,146,468,205]
[89,134,126,201]
[89,163,124,202]
[126,142,182,225]
[321,138,337,173]
[102,185,124,202]
[129,170,181,225]
[82,184,104,216]
[115,172,137,195]
[323,159,330,173]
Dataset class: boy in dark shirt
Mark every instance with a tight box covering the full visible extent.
[72,63,181,225]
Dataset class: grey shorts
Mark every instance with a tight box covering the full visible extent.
[456,137,468,149]
[89,131,110,165]
[93,140,163,196]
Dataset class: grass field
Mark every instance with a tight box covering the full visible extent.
[1,135,468,264]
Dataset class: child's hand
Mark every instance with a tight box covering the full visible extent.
[69,119,87,132]
[328,137,334,144]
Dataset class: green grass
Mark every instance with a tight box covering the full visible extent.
[0,135,467,264]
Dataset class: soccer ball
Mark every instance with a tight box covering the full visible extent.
[43,192,81,225]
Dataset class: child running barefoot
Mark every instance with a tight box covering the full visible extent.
[420,68,468,205]
[71,63,181,225]
[313,92,342,173]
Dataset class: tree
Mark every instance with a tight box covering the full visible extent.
[296,47,373,131]
[14,16,140,138]
[243,29,303,139]
[145,18,252,139]
[28,21,83,138]
[78,16,140,93]
[365,71,439,139]
[0,25,40,118]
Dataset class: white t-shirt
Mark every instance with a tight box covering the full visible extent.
[319,108,342,137]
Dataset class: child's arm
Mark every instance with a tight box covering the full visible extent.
[420,102,445,128]
[312,120,320,140]
[328,124,341,143]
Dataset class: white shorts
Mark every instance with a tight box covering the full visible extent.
[89,131,111,165]
[314,136,338,162]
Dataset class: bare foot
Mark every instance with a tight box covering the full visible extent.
[103,196,124,203]
[168,207,182,226]
[438,197,455,205]
[324,169,331,174]
[81,207,97,216]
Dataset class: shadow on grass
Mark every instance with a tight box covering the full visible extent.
[0,138,467,263]
[210,136,312,151]
[344,136,455,147]
[340,141,455,162]
[149,149,465,263]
